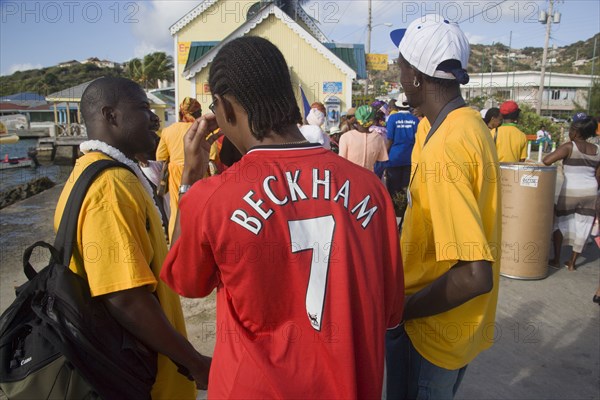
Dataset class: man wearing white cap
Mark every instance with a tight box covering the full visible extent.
[387,14,501,399]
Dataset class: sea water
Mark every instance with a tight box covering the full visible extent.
[0,139,72,192]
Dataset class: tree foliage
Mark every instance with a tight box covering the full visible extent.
[573,79,600,117]
[0,64,122,97]
[123,52,173,89]
[0,51,174,97]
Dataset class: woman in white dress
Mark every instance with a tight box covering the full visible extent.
[543,113,600,270]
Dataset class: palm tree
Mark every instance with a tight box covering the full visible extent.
[143,52,174,88]
[124,58,146,87]
[124,52,173,89]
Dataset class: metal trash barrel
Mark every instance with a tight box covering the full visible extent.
[500,163,557,279]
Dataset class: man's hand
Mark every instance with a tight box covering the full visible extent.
[101,288,214,391]
[182,114,222,185]
[188,354,212,390]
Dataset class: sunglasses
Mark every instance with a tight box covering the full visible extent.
[208,88,231,114]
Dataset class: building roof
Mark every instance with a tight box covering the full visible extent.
[26,104,53,111]
[0,92,46,102]
[185,42,219,70]
[170,0,219,35]
[170,0,328,42]
[0,102,30,111]
[146,92,166,106]
[183,3,356,80]
[464,71,595,89]
[323,43,367,80]
[46,79,99,102]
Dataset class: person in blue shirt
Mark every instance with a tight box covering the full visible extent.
[384,96,420,202]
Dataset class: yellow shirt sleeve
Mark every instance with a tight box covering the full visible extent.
[79,179,157,296]
[209,140,219,162]
[424,136,496,263]
[520,135,528,160]
[156,134,169,161]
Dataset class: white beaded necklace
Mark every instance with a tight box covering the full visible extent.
[79,140,162,220]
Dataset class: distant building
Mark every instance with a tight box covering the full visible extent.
[58,60,80,68]
[535,58,558,67]
[462,71,595,118]
[81,57,116,68]
[45,79,168,131]
[573,59,589,67]
[170,0,365,124]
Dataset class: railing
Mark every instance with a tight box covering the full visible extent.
[57,123,87,138]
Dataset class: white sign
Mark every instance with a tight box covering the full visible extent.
[520,175,539,188]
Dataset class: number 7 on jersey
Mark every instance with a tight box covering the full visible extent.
[288,216,335,331]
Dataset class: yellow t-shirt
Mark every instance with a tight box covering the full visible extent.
[492,123,527,162]
[54,152,196,399]
[402,107,501,370]
[156,122,192,240]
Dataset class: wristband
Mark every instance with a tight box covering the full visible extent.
[178,184,192,196]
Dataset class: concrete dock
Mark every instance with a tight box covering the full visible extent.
[1,185,598,399]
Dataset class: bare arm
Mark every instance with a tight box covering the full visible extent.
[101,288,211,389]
[543,142,571,166]
[171,115,221,245]
[402,260,494,321]
[386,139,393,152]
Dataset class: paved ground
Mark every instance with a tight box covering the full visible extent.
[1,185,598,399]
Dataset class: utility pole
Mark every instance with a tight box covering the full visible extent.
[506,31,512,91]
[536,0,554,115]
[490,42,494,99]
[364,0,372,97]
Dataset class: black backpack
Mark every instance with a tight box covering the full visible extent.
[0,160,157,399]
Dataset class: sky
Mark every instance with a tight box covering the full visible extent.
[0,0,599,76]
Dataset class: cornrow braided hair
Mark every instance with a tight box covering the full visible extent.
[208,36,302,140]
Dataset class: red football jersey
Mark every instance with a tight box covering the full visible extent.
[162,144,404,399]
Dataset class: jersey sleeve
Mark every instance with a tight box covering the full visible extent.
[81,182,157,297]
[156,134,169,161]
[425,138,495,264]
[381,194,404,328]
[161,184,219,298]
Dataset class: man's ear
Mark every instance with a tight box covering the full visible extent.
[218,94,237,125]
[101,105,118,126]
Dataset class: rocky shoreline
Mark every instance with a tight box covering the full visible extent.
[0,177,55,209]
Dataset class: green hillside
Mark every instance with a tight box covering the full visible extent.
[0,63,124,97]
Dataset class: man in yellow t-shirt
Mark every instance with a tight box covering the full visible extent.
[54,77,210,399]
[388,15,501,399]
[494,100,528,162]
[156,97,202,240]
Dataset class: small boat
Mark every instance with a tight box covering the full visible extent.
[0,134,20,144]
[0,121,20,144]
[0,155,33,170]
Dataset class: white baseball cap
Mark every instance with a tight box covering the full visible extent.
[390,14,470,84]
[397,93,409,107]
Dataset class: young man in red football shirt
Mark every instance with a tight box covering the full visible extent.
[161,36,404,399]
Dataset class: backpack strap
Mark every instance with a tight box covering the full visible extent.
[54,160,134,269]
[493,127,498,144]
